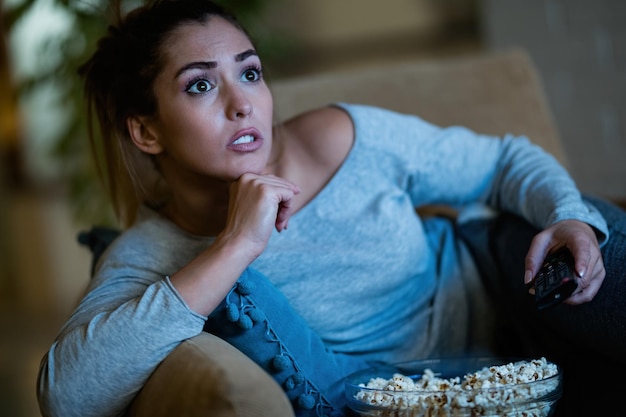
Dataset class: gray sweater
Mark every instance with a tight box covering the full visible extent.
[37,103,608,417]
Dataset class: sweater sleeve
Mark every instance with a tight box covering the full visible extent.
[37,231,208,417]
[340,103,609,244]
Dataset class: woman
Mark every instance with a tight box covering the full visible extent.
[37,1,626,416]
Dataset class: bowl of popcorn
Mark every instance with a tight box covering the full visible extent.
[344,357,562,417]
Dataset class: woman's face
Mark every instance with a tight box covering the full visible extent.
[138,17,274,185]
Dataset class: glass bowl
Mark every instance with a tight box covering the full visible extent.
[344,357,562,417]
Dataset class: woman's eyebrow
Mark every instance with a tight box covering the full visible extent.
[175,49,258,79]
[235,49,257,62]
[175,61,216,78]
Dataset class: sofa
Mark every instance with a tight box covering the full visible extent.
[80,49,566,417]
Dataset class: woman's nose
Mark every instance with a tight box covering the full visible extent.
[224,85,252,120]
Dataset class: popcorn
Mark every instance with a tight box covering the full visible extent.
[354,358,560,417]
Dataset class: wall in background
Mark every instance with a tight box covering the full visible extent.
[481,0,626,202]
[263,0,481,77]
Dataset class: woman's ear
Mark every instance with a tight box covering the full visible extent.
[127,115,164,155]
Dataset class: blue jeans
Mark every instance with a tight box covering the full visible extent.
[457,195,626,417]
[204,267,372,417]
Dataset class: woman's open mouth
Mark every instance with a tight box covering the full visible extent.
[228,129,264,152]
[232,134,255,145]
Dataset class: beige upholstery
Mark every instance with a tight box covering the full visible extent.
[125,333,295,417]
[271,49,565,166]
[126,49,563,417]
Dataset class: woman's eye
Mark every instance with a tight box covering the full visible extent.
[241,68,261,82]
[186,79,212,94]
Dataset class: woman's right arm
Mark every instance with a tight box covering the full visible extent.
[37,173,300,417]
[37,277,207,417]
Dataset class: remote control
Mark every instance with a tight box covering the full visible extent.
[528,248,578,310]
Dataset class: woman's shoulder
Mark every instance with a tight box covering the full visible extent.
[279,105,354,165]
[96,207,212,277]
[282,103,435,143]
[283,105,353,141]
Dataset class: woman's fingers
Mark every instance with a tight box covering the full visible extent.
[524,232,553,285]
[224,173,300,253]
[525,219,605,305]
[275,197,294,232]
[564,245,605,305]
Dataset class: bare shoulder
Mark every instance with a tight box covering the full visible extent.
[280,106,354,167]
[271,106,353,209]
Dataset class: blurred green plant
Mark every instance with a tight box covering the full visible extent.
[3,0,289,227]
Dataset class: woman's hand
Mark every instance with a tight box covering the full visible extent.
[170,173,300,316]
[220,172,301,260]
[524,220,605,305]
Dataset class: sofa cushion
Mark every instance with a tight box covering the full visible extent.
[125,332,295,417]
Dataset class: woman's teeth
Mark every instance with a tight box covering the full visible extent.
[232,135,254,145]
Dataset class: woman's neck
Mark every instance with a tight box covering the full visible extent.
[161,186,230,237]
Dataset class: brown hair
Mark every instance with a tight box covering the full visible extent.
[79,0,252,227]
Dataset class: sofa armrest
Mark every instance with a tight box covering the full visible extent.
[124,332,295,417]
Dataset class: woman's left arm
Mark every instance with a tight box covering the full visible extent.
[340,104,609,302]
[389,111,609,302]
[474,133,608,303]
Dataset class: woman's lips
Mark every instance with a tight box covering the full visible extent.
[227,128,263,152]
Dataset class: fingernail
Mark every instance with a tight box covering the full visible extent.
[524,270,533,284]
[576,268,585,279]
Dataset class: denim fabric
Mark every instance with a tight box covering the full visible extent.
[204,268,374,417]
[457,194,626,417]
